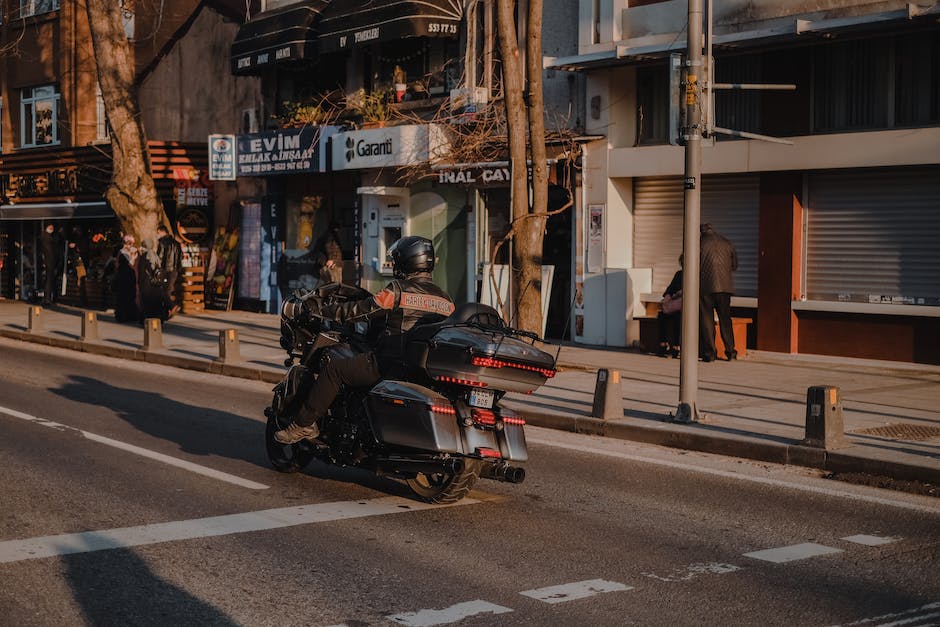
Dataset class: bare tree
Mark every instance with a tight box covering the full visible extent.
[496,0,548,335]
[85,0,166,253]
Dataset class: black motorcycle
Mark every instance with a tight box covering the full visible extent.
[264,283,556,504]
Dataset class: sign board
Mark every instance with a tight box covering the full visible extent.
[436,165,512,187]
[208,134,236,181]
[332,125,429,170]
[236,127,322,177]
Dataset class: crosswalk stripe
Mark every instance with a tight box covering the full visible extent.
[387,600,513,626]
[519,579,632,604]
[743,542,842,563]
[841,534,899,546]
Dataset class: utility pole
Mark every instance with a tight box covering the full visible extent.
[675,0,704,424]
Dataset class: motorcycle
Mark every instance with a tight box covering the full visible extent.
[264,282,557,504]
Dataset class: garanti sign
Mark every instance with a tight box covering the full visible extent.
[331,125,430,170]
[233,127,336,177]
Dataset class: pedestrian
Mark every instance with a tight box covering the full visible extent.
[657,254,683,358]
[137,245,167,323]
[314,222,344,285]
[39,223,63,305]
[699,223,738,362]
[67,241,88,307]
[113,252,139,323]
[156,224,183,317]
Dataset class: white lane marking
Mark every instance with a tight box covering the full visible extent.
[841,534,899,546]
[0,496,476,564]
[832,601,940,626]
[743,542,842,563]
[0,403,269,490]
[641,562,743,582]
[387,600,512,626]
[519,579,632,604]
[526,433,940,515]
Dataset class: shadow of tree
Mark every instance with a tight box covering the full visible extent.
[59,539,238,626]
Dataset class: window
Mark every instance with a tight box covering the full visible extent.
[636,64,669,145]
[20,85,60,147]
[19,0,59,18]
[96,84,111,142]
[813,38,892,132]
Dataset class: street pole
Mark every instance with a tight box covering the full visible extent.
[675,0,703,423]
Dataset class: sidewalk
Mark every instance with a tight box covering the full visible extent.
[2,300,938,485]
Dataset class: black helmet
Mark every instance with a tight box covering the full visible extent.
[388,235,434,277]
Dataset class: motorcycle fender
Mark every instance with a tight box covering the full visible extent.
[366,380,462,453]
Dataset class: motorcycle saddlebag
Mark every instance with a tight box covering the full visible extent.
[366,380,462,453]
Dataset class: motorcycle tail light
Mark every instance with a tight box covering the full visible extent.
[431,404,456,415]
[472,408,496,426]
[471,356,556,378]
[502,415,526,426]
[476,447,502,458]
[436,375,487,387]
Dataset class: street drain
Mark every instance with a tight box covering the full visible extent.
[852,423,940,441]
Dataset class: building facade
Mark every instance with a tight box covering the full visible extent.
[550,0,940,363]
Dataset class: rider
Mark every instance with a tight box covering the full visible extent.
[274,235,455,444]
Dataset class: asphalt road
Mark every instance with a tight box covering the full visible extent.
[1,338,938,627]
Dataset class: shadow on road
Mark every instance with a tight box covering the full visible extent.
[59,541,238,626]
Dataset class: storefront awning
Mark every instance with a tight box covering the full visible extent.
[0,202,113,221]
[318,0,463,53]
[231,2,329,75]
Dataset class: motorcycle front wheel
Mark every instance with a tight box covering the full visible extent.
[406,459,482,504]
[264,412,315,473]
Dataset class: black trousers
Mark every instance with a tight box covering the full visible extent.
[296,348,382,427]
[699,291,735,360]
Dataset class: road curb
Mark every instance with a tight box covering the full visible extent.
[507,402,940,486]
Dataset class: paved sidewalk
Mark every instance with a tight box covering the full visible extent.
[1,299,938,485]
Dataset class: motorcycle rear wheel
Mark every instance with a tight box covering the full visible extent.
[406,459,482,504]
[265,413,315,473]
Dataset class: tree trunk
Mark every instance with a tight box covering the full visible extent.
[85,0,165,256]
[496,0,543,335]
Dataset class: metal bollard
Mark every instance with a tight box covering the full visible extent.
[143,318,163,350]
[81,311,99,341]
[217,328,242,363]
[591,368,623,420]
[27,306,43,333]
[803,385,847,449]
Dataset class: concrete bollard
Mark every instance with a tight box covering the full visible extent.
[81,311,99,341]
[217,328,242,363]
[143,318,163,350]
[803,385,847,449]
[27,306,43,333]
[591,368,623,420]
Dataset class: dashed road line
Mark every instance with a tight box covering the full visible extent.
[386,600,513,626]
[519,579,632,604]
[642,562,743,582]
[0,496,476,565]
[0,403,269,490]
[841,534,899,546]
[744,542,843,563]
[832,601,940,626]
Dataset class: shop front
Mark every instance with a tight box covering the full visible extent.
[330,123,471,302]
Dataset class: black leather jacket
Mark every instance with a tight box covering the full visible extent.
[321,272,454,367]
[157,235,182,274]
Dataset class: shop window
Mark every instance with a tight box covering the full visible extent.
[19,0,58,18]
[636,64,669,145]
[20,85,60,147]
[813,38,892,132]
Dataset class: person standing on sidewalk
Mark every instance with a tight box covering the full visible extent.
[40,223,63,305]
[156,225,183,316]
[699,223,738,362]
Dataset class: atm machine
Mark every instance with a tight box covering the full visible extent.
[358,186,409,289]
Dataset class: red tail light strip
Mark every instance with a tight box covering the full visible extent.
[471,408,496,425]
[431,404,456,415]
[502,415,526,426]
[476,447,502,458]
[436,375,488,387]
[471,356,556,378]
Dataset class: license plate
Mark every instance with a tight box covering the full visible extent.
[469,389,495,409]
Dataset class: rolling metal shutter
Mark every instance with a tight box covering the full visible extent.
[633,175,759,296]
[805,168,940,305]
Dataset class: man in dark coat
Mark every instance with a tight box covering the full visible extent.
[699,223,738,361]
[274,236,454,444]
[39,223,62,305]
[156,225,183,315]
